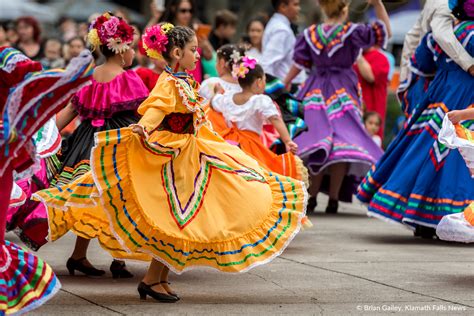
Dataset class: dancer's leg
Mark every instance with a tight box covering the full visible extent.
[328,163,348,201]
[143,259,168,294]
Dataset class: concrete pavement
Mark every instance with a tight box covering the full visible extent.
[10,196,474,315]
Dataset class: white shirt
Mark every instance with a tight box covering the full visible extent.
[199,77,241,100]
[212,94,280,135]
[261,13,306,83]
[246,47,263,61]
[400,0,474,82]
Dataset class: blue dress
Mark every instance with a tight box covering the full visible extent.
[357,21,474,230]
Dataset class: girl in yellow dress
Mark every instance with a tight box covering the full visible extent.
[34,24,307,303]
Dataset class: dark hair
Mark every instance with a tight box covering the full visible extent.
[160,0,195,26]
[100,45,116,59]
[246,16,267,33]
[272,0,290,10]
[452,0,474,21]
[216,44,246,70]
[238,63,265,88]
[363,111,382,124]
[67,36,86,47]
[161,25,196,62]
[16,16,41,43]
[215,10,238,28]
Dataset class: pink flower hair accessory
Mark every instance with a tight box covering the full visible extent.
[231,56,258,79]
[87,12,134,54]
[242,56,257,70]
[142,23,175,60]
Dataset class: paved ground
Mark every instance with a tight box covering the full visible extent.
[10,196,474,315]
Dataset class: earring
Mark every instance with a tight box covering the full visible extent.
[120,55,125,67]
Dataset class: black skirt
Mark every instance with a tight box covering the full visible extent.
[50,111,139,187]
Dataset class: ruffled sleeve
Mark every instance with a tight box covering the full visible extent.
[137,76,177,133]
[293,31,313,71]
[255,95,280,119]
[351,20,388,50]
[210,93,227,113]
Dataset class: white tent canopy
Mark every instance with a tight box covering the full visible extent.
[0,0,59,22]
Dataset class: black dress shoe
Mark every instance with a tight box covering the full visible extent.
[66,257,105,277]
[413,225,437,239]
[110,260,134,279]
[307,196,317,212]
[325,199,339,214]
[160,281,179,298]
[137,282,179,303]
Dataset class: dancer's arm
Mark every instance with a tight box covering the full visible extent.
[269,116,298,154]
[356,55,375,83]
[448,109,474,124]
[369,0,392,39]
[431,4,474,75]
[56,103,78,131]
[283,65,302,90]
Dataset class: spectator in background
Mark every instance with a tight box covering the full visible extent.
[0,23,10,47]
[363,111,383,147]
[354,48,390,139]
[40,38,65,70]
[77,22,89,39]
[5,22,18,44]
[65,36,86,64]
[160,0,196,27]
[159,0,213,82]
[261,0,305,85]
[209,10,238,50]
[244,16,267,60]
[57,17,77,42]
[15,16,43,61]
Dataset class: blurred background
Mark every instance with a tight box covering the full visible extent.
[0,0,424,144]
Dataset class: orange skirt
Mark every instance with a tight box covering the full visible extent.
[221,127,305,181]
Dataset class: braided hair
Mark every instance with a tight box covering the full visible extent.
[216,44,246,70]
[161,25,196,62]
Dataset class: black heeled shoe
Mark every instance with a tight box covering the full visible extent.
[307,196,317,213]
[414,225,437,239]
[110,260,134,279]
[137,282,179,303]
[160,281,179,298]
[66,257,105,277]
[325,199,339,214]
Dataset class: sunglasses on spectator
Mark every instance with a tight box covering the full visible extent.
[178,8,193,14]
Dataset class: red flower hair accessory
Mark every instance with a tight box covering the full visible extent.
[87,12,134,54]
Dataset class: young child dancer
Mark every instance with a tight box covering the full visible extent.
[211,57,305,181]
[284,0,390,213]
[0,46,93,315]
[437,110,474,242]
[363,111,382,147]
[200,44,245,134]
[35,24,307,303]
[357,3,474,238]
[48,12,150,277]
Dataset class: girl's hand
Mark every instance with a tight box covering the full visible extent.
[214,83,225,95]
[448,110,465,124]
[132,125,146,137]
[285,141,299,154]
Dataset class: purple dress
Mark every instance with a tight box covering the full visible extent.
[293,21,387,201]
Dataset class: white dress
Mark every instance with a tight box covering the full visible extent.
[199,77,241,101]
[212,93,280,135]
[436,116,474,242]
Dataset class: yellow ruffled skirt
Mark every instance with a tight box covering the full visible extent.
[35,126,307,273]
